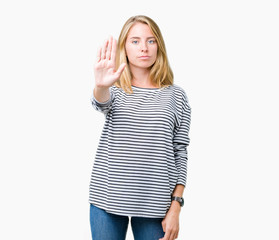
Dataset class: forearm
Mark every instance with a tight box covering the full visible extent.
[172,184,185,198]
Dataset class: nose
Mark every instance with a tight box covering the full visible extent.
[140,42,148,52]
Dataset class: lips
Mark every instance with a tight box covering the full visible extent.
[139,56,150,59]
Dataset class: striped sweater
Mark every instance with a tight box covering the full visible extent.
[89,84,191,218]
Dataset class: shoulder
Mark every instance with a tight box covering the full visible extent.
[110,85,117,91]
[171,84,191,110]
[110,85,126,93]
[109,85,120,95]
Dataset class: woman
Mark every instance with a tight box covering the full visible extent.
[89,15,191,240]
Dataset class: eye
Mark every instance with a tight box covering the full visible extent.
[132,40,138,44]
[148,40,156,44]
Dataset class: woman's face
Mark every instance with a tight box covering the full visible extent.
[125,22,158,70]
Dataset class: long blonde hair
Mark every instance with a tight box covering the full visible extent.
[114,15,174,94]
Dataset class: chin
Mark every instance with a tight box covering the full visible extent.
[135,62,156,69]
[139,64,154,68]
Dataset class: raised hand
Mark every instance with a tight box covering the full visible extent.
[94,36,126,88]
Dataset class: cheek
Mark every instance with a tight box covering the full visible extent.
[152,46,158,58]
[154,45,158,54]
[125,46,134,59]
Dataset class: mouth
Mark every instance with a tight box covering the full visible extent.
[138,56,150,59]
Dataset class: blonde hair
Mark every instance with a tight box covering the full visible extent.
[114,15,174,94]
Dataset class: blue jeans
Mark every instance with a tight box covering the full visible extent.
[90,203,165,240]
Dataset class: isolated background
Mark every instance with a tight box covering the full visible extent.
[1,0,278,239]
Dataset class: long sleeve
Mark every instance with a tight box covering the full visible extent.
[173,91,191,187]
[90,86,115,115]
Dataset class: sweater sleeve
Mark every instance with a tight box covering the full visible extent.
[173,90,192,187]
[90,86,115,115]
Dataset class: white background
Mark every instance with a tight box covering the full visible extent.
[0,0,278,239]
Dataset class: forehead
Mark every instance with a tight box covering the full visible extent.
[127,22,155,38]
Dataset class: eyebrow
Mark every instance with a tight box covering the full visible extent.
[129,36,156,39]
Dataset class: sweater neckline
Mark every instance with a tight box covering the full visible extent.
[131,85,173,91]
[131,85,160,90]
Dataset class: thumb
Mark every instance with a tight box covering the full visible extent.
[114,63,126,78]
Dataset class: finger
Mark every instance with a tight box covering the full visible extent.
[170,231,176,240]
[96,46,102,63]
[162,221,166,233]
[101,38,109,59]
[106,36,113,60]
[162,230,170,240]
[111,38,117,63]
[114,63,126,78]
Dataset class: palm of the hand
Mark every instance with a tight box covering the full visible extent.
[94,36,126,88]
[95,59,117,85]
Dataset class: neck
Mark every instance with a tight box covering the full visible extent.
[129,64,153,87]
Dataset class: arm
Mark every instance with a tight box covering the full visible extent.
[90,86,115,115]
[90,36,126,114]
[159,94,191,240]
[170,91,192,210]
[173,92,191,187]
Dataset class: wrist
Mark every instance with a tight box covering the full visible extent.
[170,201,181,213]
[171,195,184,207]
